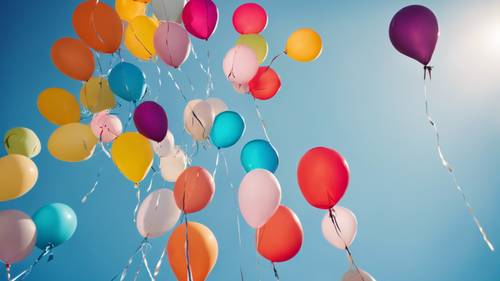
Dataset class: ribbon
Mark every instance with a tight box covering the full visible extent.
[251,97,271,143]
[133,184,141,222]
[11,245,54,281]
[110,238,151,281]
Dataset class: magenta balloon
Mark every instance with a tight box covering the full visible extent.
[0,210,36,264]
[223,45,259,84]
[232,3,267,34]
[154,21,191,68]
[389,5,439,66]
[133,101,168,142]
[181,0,219,40]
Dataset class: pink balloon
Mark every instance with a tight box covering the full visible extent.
[232,3,267,34]
[181,0,219,40]
[223,45,259,84]
[321,206,357,249]
[154,21,191,68]
[239,169,281,228]
[0,210,36,264]
[136,188,181,238]
[90,111,123,143]
[232,82,249,94]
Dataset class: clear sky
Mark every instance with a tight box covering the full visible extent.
[1,0,500,280]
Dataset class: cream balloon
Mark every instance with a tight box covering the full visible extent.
[183,99,213,141]
[160,146,187,182]
[0,155,38,202]
[150,130,175,157]
[321,206,357,249]
[48,123,98,162]
[206,97,228,118]
[136,188,181,238]
[342,269,376,281]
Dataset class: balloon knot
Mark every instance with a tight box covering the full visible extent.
[423,65,433,80]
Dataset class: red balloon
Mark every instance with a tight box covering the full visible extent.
[249,67,281,100]
[256,205,303,262]
[297,147,349,209]
[232,3,267,34]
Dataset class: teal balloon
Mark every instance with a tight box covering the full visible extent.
[241,139,279,173]
[210,111,245,149]
[32,203,77,249]
[108,62,146,102]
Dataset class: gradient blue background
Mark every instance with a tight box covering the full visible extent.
[1,0,500,280]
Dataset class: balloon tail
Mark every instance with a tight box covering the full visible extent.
[252,97,272,143]
[133,185,141,222]
[81,167,102,204]
[110,238,150,281]
[178,67,195,92]
[6,264,11,281]
[271,262,280,281]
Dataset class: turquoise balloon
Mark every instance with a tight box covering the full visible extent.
[210,111,245,149]
[32,203,77,249]
[108,62,146,102]
[241,139,279,173]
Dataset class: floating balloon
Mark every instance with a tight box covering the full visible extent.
[152,0,186,23]
[0,155,38,202]
[136,188,181,238]
[32,203,77,249]
[173,166,215,213]
[154,21,191,68]
[80,77,116,113]
[48,123,98,162]
[210,111,245,149]
[232,82,249,94]
[125,16,159,60]
[4,127,41,158]
[241,139,278,173]
[389,5,439,66]
[160,146,187,182]
[257,205,303,262]
[151,130,175,157]
[249,67,281,100]
[239,169,281,228]
[181,0,219,40]
[72,0,123,53]
[37,88,81,126]
[167,222,218,281]
[285,28,322,62]
[236,34,268,64]
[134,101,169,142]
[115,0,147,22]
[297,147,350,209]
[108,62,146,102]
[206,97,228,118]
[223,45,259,84]
[111,132,153,184]
[321,206,357,249]
[342,269,376,281]
[51,37,95,81]
[90,111,123,143]
[183,99,213,141]
[232,3,267,34]
[0,210,36,264]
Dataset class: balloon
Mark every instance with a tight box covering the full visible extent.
[48,123,98,162]
[256,205,303,262]
[152,0,186,23]
[183,99,213,141]
[235,34,268,64]
[240,139,278,173]
[297,147,350,209]
[167,222,218,281]
[134,101,169,142]
[223,45,259,84]
[111,132,153,184]
[232,3,267,34]
[321,206,357,249]
[239,169,281,228]
[389,5,439,66]
[151,130,175,157]
[72,0,123,53]
[115,0,147,22]
[154,21,191,68]
[173,166,215,213]
[125,16,159,60]
[285,28,322,62]
[249,67,281,100]
[51,37,95,81]
[181,0,219,40]
[232,82,249,94]
[108,62,146,102]
[4,127,41,158]
[80,77,116,113]
[136,188,181,238]
[159,146,187,182]
[342,269,376,281]
[90,111,123,143]
[0,155,38,202]
[210,111,245,149]
[32,203,77,249]
[206,97,228,118]
[37,88,81,125]
[0,210,36,264]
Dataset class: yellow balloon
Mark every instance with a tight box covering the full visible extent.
[4,127,41,158]
[37,88,81,125]
[80,77,116,113]
[111,132,153,184]
[48,123,98,162]
[125,16,158,60]
[0,154,38,202]
[115,0,147,22]
[236,34,268,64]
[285,28,323,62]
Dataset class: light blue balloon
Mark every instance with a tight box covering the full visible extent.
[32,203,77,249]
[108,62,146,102]
[241,139,279,173]
[210,111,245,149]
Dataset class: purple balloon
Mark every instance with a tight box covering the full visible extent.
[181,0,219,40]
[389,5,439,66]
[133,101,168,142]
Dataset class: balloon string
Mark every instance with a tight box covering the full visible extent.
[204,40,214,97]
[422,68,494,251]
[141,246,154,281]
[95,51,104,76]
[212,149,221,180]
[152,247,166,280]
[146,170,158,193]
[100,142,111,158]
[153,59,163,103]
[81,166,103,204]
[133,185,141,222]
[6,264,11,281]
[252,97,272,143]
[190,46,211,94]
[266,51,284,70]
[11,245,53,281]
[177,67,195,92]
[271,262,280,281]
[111,238,150,281]
[123,102,136,132]
[167,70,188,103]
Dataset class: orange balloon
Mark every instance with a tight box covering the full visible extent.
[73,0,123,54]
[256,205,303,262]
[174,166,215,213]
[167,221,218,281]
[51,38,95,81]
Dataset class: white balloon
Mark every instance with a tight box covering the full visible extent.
[136,188,181,238]
[232,82,249,94]
[342,269,376,281]
[206,97,228,118]
[160,146,187,182]
[151,0,186,23]
[150,130,175,157]
[183,99,213,141]
[321,206,357,249]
